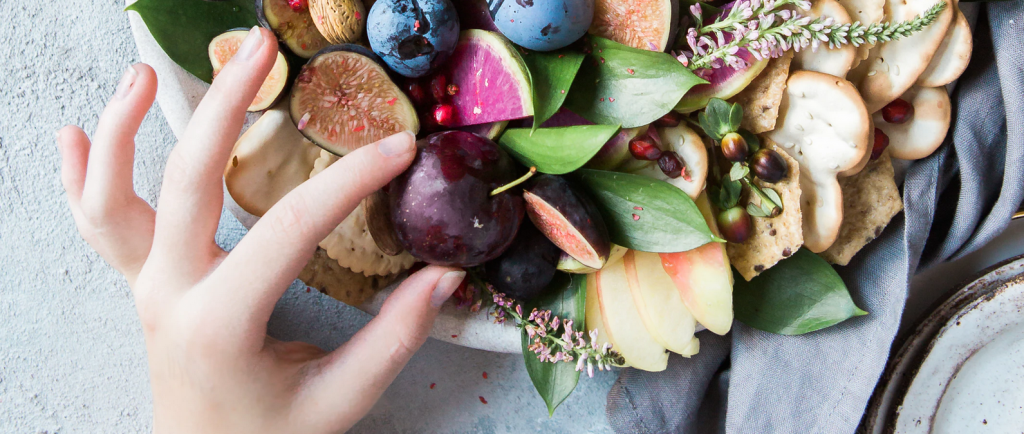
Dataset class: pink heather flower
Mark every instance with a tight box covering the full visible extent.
[587,360,595,378]
[686,28,699,53]
[690,3,702,20]
[576,357,586,372]
[779,9,791,20]
[797,0,812,9]
[552,317,561,331]
[589,330,599,347]
[515,305,522,316]
[563,319,573,331]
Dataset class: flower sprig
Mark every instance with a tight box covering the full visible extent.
[679,0,947,71]
[477,278,626,377]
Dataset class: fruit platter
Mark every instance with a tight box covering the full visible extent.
[128,0,971,412]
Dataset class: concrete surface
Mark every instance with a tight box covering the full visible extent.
[0,2,616,432]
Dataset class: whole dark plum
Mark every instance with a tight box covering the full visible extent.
[367,0,460,78]
[389,131,526,267]
[484,221,562,301]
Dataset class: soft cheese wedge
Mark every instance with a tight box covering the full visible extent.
[623,250,699,356]
[589,259,669,371]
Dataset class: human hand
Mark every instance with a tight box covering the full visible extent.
[57,27,465,434]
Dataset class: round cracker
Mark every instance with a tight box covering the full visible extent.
[874,86,951,160]
[793,0,858,78]
[310,150,417,276]
[917,9,973,87]
[836,0,886,67]
[298,247,398,307]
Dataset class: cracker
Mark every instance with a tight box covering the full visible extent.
[310,150,418,276]
[726,138,804,281]
[820,152,903,265]
[729,51,794,134]
[299,248,398,306]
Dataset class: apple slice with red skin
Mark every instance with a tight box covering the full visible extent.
[660,194,734,335]
[524,174,611,270]
[623,250,699,356]
[589,258,669,371]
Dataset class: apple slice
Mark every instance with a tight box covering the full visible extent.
[584,274,622,365]
[591,258,669,371]
[623,250,699,356]
[660,195,734,335]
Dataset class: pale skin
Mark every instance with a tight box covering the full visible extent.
[57,27,465,433]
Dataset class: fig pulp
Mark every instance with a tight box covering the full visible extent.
[209,30,290,112]
[484,221,562,301]
[257,0,331,58]
[290,45,419,155]
[524,174,611,269]
[589,0,678,52]
[389,131,526,267]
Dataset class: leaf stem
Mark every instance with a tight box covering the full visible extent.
[743,177,781,216]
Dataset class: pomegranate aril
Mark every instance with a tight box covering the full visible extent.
[871,128,890,160]
[433,104,455,127]
[430,75,448,102]
[629,138,662,161]
[881,98,914,124]
[653,112,681,128]
[287,0,307,12]
[658,151,684,178]
[405,82,428,107]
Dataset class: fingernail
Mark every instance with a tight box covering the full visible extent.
[430,271,466,307]
[234,26,264,62]
[114,65,139,100]
[377,131,416,157]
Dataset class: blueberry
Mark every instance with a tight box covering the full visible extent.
[367,0,461,78]
[493,0,594,52]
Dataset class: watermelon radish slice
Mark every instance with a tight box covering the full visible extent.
[441,30,534,127]
[675,48,768,113]
[458,121,508,140]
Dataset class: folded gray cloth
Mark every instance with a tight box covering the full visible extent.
[607,3,1024,433]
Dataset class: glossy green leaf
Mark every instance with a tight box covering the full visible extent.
[733,249,868,335]
[522,273,586,416]
[127,0,258,83]
[565,37,706,128]
[500,125,620,174]
[575,169,715,252]
[522,50,586,132]
[697,98,740,142]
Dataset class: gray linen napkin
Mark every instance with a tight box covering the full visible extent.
[606,2,1024,432]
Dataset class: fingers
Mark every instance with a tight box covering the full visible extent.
[207,132,417,335]
[58,126,91,207]
[81,64,157,204]
[152,27,280,268]
[295,266,465,432]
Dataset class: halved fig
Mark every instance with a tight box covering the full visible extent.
[589,0,679,52]
[290,44,419,155]
[524,174,612,269]
[210,29,290,112]
[257,0,331,58]
[362,189,405,256]
[558,244,628,274]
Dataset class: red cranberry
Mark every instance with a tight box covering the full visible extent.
[658,151,685,178]
[750,148,788,183]
[717,207,753,243]
[433,104,455,127]
[287,0,307,12]
[653,112,681,128]
[881,98,914,124]
[405,81,428,107]
[871,128,890,160]
[629,137,662,161]
[720,132,749,163]
[430,75,448,102]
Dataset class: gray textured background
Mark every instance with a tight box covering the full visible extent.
[0,2,616,432]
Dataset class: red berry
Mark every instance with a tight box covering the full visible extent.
[287,0,307,12]
[405,81,428,107]
[881,98,914,124]
[717,207,753,243]
[447,83,460,97]
[750,148,788,183]
[871,128,890,160]
[430,74,448,102]
[433,104,455,127]
[629,137,662,161]
[658,151,685,178]
[653,112,681,128]
[720,132,749,163]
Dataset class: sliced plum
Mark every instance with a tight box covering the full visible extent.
[290,44,419,155]
[524,174,611,269]
[484,221,562,301]
[209,29,290,112]
[257,0,331,58]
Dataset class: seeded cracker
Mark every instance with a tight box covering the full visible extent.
[727,138,804,281]
[821,151,903,265]
[728,51,794,134]
[299,248,398,306]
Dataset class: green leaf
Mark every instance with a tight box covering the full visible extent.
[729,163,749,182]
[522,50,586,132]
[522,273,586,416]
[565,36,706,128]
[500,125,621,175]
[698,98,740,141]
[763,188,783,209]
[126,0,258,83]
[747,203,769,217]
[722,178,742,208]
[728,102,743,132]
[574,169,715,252]
[739,129,760,154]
[733,249,869,335]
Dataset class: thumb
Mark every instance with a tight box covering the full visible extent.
[295,265,465,431]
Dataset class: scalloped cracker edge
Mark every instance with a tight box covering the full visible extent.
[728,51,794,134]
[821,151,903,265]
[727,138,804,281]
[299,248,398,306]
